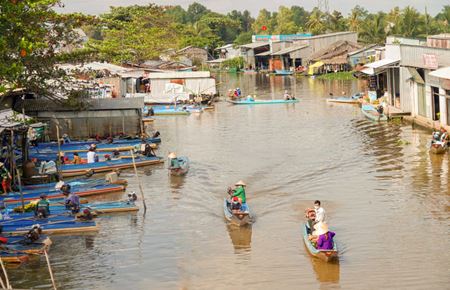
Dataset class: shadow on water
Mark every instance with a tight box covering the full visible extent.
[226,224,252,254]
[310,255,340,285]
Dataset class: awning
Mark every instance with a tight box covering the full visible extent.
[361,58,400,75]
[255,51,272,56]
[407,67,425,84]
[308,61,324,75]
[429,67,450,80]
[240,42,270,49]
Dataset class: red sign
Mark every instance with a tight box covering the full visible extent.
[261,25,267,31]
[423,54,438,69]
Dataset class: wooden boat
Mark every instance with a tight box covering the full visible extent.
[361,104,388,122]
[302,223,338,262]
[1,183,125,203]
[1,235,52,255]
[326,93,363,104]
[228,99,299,105]
[34,137,161,149]
[275,69,294,75]
[243,69,257,74]
[2,220,99,235]
[429,144,448,154]
[223,198,252,226]
[29,150,137,162]
[21,177,121,190]
[153,107,191,116]
[168,157,189,176]
[0,251,29,263]
[59,156,164,177]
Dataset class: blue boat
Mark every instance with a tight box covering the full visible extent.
[168,156,189,176]
[34,137,161,149]
[2,235,52,254]
[228,99,299,105]
[0,183,125,203]
[59,156,164,177]
[1,216,98,235]
[29,150,134,162]
[361,104,388,121]
[275,69,294,75]
[21,177,111,190]
[326,93,363,104]
[302,223,338,262]
[223,198,252,226]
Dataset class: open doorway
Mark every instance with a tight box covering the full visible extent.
[431,86,440,121]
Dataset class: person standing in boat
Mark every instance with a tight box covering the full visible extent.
[61,184,80,214]
[231,180,247,211]
[87,145,98,164]
[306,200,326,234]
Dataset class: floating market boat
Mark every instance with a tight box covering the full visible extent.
[1,235,52,255]
[1,183,125,203]
[59,156,164,177]
[21,177,121,191]
[228,99,299,105]
[302,223,338,262]
[326,93,363,104]
[2,219,98,235]
[223,198,252,226]
[34,136,161,149]
[28,150,136,162]
[168,156,190,176]
[361,104,388,121]
[0,251,29,263]
[275,69,294,75]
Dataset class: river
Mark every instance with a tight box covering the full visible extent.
[8,73,449,290]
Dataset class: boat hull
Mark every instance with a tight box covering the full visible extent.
[168,157,189,176]
[326,97,359,104]
[228,99,299,105]
[302,223,338,262]
[223,199,252,226]
[361,105,388,121]
[275,70,294,75]
[429,144,448,154]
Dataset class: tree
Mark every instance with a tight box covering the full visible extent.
[291,6,310,29]
[400,6,423,38]
[347,5,368,33]
[186,2,210,23]
[166,5,188,24]
[359,13,387,44]
[274,6,298,34]
[385,7,402,35]
[234,31,253,45]
[91,4,180,64]
[252,9,273,34]
[306,8,326,35]
[327,10,347,32]
[435,5,450,33]
[0,0,94,96]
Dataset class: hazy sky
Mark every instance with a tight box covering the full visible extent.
[60,0,447,16]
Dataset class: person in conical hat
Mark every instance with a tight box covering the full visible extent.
[168,152,179,168]
[168,152,177,159]
[230,180,247,211]
[313,222,336,250]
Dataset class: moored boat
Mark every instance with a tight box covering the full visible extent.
[429,144,448,154]
[59,156,164,177]
[326,93,363,104]
[275,69,294,75]
[2,220,99,235]
[223,198,252,226]
[302,223,338,262]
[0,251,29,263]
[1,235,52,255]
[361,104,388,121]
[228,99,299,105]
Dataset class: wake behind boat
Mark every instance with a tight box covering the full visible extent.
[361,104,388,121]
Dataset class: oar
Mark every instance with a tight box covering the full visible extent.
[44,249,58,290]
[0,212,72,225]
[130,150,147,213]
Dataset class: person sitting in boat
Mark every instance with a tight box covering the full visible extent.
[87,146,98,164]
[246,95,254,102]
[72,152,82,164]
[236,88,242,97]
[309,222,335,250]
[230,196,241,212]
[376,104,384,115]
[112,150,121,160]
[432,128,448,147]
[284,90,292,100]
[231,180,248,211]
[62,134,71,144]
[168,152,180,168]
[306,200,326,234]
[35,194,50,218]
[62,184,80,214]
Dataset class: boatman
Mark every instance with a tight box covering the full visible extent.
[61,184,80,214]
[231,180,247,211]
[168,152,179,168]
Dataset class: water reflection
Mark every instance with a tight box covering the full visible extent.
[226,224,252,254]
[310,254,340,285]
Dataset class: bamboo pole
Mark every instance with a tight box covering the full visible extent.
[0,258,11,289]
[10,130,25,212]
[44,250,57,290]
[0,260,6,290]
[129,150,147,213]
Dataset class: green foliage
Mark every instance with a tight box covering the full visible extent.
[316,71,356,80]
[234,32,253,45]
[0,0,94,96]
[221,57,245,69]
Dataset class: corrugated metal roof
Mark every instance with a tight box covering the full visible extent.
[58,62,131,75]
[15,97,145,112]
[271,44,309,56]
[0,109,31,129]
[240,42,270,49]
[361,58,400,75]
[255,51,272,56]
[429,67,450,80]
[148,71,211,79]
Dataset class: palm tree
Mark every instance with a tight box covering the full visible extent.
[359,13,387,44]
[306,8,326,34]
[401,6,423,38]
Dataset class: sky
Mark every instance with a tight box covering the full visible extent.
[59,0,447,16]
[62,0,450,17]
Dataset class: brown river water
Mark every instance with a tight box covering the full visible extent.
[7,74,450,289]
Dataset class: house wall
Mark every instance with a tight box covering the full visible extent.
[35,110,141,139]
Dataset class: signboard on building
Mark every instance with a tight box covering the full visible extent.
[252,34,312,42]
[423,54,438,69]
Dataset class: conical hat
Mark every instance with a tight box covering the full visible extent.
[168,152,177,159]
[313,222,329,236]
[235,180,246,186]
